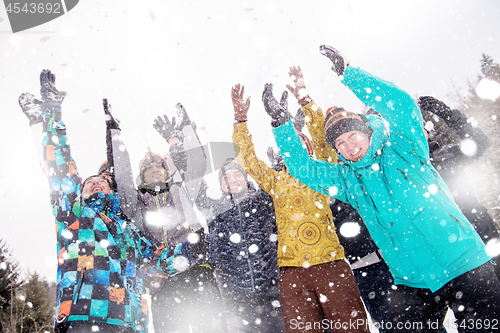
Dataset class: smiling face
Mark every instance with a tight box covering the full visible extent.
[220,169,248,194]
[82,176,112,199]
[143,162,167,184]
[334,130,371,162]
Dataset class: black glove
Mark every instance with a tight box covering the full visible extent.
[153,114,178,142]
[418,96,458,122]
[267,147,284,172]
[169,141,188,173]
[39,69,66,121]
[262,83,291,128]
[172,103,196,132]
[319,45,349,76]
[189,229,210,260]
[103,98,121,130]
[18,92,43,126]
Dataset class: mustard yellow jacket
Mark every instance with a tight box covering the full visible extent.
[233,110,344,268]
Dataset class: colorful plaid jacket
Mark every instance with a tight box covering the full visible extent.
[42,112,173,332]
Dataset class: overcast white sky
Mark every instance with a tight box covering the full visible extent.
[1,0,499,281]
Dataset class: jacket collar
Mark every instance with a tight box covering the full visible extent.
[138,181,171,195]
[84,191,122,217]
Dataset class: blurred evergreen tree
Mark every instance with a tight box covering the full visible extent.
[0,240,55,333]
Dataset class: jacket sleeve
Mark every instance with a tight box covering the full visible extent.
[42,111,83,223]
[341,66,429,159]
[444,109,491,160]
[178,124,207,206]
[272,119,349,202]
[110,128,144,229]
[233,122,278,194]
[301,100,338,163]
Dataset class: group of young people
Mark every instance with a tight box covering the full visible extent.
[19,45,500,333]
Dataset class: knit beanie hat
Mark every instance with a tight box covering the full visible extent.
[98,160,111,176]
[218,158,248,186]
[324,107,373,149]
[139,152,168,183]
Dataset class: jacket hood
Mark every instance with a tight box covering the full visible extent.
[337,114,388,168]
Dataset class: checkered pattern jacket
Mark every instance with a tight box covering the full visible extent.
[42,113,172,332]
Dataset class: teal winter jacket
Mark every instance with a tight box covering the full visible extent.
[273,66,490,292]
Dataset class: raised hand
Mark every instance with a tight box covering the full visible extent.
[262,83,290,128]
[319,45,349,76]
[286,66,311,105]
[153,114,177,142]
[103,98,121,130]
[232,84,251,122]
[39,69,66,103]
[418,96,454,121]
[18,92,43,125]
[171,102,195,131]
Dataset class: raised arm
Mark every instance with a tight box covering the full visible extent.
[231,84,278,194]
[262,82,348,201]
[319,45,428,158]
[286,66,337,163]
[418,96,491,159]
[35,70,83,224]
[102,99,144,228]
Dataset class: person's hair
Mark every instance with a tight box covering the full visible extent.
[82,174,113,191]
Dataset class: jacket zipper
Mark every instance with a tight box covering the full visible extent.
[154,194,169,247]
[236,201,256,292]
[73,267,86,304]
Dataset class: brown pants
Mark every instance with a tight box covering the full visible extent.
[279,260,370,333]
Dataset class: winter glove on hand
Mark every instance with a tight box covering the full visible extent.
[232,84,251,122]
[153,114,177,142]
[39,69,66,120]
[168,141,188,173]
[172,103,195,132]
[293,108,305,132]
[262,83,291,128]
[319,45,349,76]
[418,96,461,123]
[18,92,43,126]
[267,147,284,172]
[103,98,121,130]
[286,66,311,106]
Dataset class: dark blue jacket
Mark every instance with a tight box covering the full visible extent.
[197,183,280,301]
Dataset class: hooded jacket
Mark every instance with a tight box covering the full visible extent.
[196,182,280,301]
[273,66,490,292]
[43,113,176,332]
[233,120,345,268]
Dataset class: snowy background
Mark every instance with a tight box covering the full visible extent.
[0,0,499,288]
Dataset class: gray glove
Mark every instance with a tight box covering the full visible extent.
[418,96,458,122]
[18,92,43,126]
[153,114,177,142]
[262,83,291,128]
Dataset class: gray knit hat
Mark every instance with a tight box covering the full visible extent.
[218,158,248,185]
